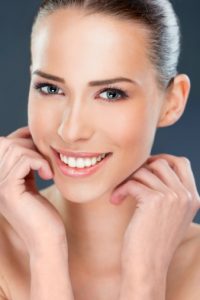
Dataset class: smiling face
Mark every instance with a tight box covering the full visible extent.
[28,7,167,203]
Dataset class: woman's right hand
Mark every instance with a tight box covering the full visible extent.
[0,126,67,256]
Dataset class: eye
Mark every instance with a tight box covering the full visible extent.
[33,82,129,102]
[33,82,64,96]
[98,86,129,102]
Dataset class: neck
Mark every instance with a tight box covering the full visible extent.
[55,187,137,277]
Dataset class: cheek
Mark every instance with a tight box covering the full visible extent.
[102,103,158,185]
[28,97,59,151]
[102,102,157,149]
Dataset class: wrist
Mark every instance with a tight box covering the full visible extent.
[29,238,74,300]
[29,233,68,259]
[30,237,70,279]
[119,269,167,300]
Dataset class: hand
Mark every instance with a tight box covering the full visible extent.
[0,127,67,256]
[110,154,200,277]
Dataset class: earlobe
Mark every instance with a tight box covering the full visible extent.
[157,74,191,128]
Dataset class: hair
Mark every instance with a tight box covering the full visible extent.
[31,0,181,89]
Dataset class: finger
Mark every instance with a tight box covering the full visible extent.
[6,155,53,182]
[10,138,37,150]
[0,138,39,167]
[0,135,39,158]
[7,126,31,139]
[145,159,185,191]
[0,145,49,181]
[110,179,159,205]
[13,138,38,152]
[147,154,198,195]
[131,167,170,193]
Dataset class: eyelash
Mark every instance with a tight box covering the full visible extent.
[32,82,129,102]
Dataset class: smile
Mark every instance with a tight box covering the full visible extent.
[59,153,107,168]
[52,148,112,178]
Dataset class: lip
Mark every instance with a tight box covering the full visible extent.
[52,148,112,178]
[52,147,109,158]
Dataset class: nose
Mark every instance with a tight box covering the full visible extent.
[57,102,94,143]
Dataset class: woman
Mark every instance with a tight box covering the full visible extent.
[0,0,199,299]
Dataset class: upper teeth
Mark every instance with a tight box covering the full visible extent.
[59,153,107,168]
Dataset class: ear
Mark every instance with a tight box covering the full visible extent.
[157,74,191,128]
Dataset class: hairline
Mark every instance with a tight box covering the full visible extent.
[31,5,172,91]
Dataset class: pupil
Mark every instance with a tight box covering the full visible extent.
[108,91,117,99]
[49,86,57,93]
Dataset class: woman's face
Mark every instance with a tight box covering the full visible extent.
[28,8,166,203]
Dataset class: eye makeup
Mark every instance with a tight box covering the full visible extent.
[32,81,129,102]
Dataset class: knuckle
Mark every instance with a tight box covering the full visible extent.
[135,167,147,176]
[0,137,5,148]
[7,142,18,152]
[150,192,165,207]
[150,158,168,167]
[185,190,193,201]
[159,158,168,164]
[19,154,29,162]
[0,137,10,147]
[166,190,179,201]
[179,189,193,208]
[126,179,141,192]
[19,153,42,166]
[179,156,191,165]
[181,188,192,201]
[0,180,11,203]
[153,191,165,201]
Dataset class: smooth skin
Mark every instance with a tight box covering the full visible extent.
[0,7,200,300]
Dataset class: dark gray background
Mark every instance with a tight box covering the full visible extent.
[0,1,200,223]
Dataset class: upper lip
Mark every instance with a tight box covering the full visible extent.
[52,147,110,158]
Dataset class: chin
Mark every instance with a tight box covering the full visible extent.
[54,178,113,204]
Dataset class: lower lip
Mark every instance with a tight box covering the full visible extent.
[53,150,112,178]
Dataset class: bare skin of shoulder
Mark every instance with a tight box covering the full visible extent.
[0,186,199,300]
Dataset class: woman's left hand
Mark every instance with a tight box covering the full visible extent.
[110,154,200,277]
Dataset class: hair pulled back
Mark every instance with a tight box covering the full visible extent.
[31,0,181,89]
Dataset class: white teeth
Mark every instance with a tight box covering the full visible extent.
[59,153,108,168]
[91,157,97,166]
[63,155,68,164]
[68,157,77,168]
[76,158,85,168]
[84,158,92,167]
[96,156,101,162]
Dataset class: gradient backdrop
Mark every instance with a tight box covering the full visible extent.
[0,1,200,223]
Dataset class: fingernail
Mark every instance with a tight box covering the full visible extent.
[110,193,123,204]
[46,169,53,179]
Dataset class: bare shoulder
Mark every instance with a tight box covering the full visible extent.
[167,222,200,299]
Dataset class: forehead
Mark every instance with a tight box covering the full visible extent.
[31,8,153,85]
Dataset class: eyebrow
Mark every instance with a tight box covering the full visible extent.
[32,70,136,86]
